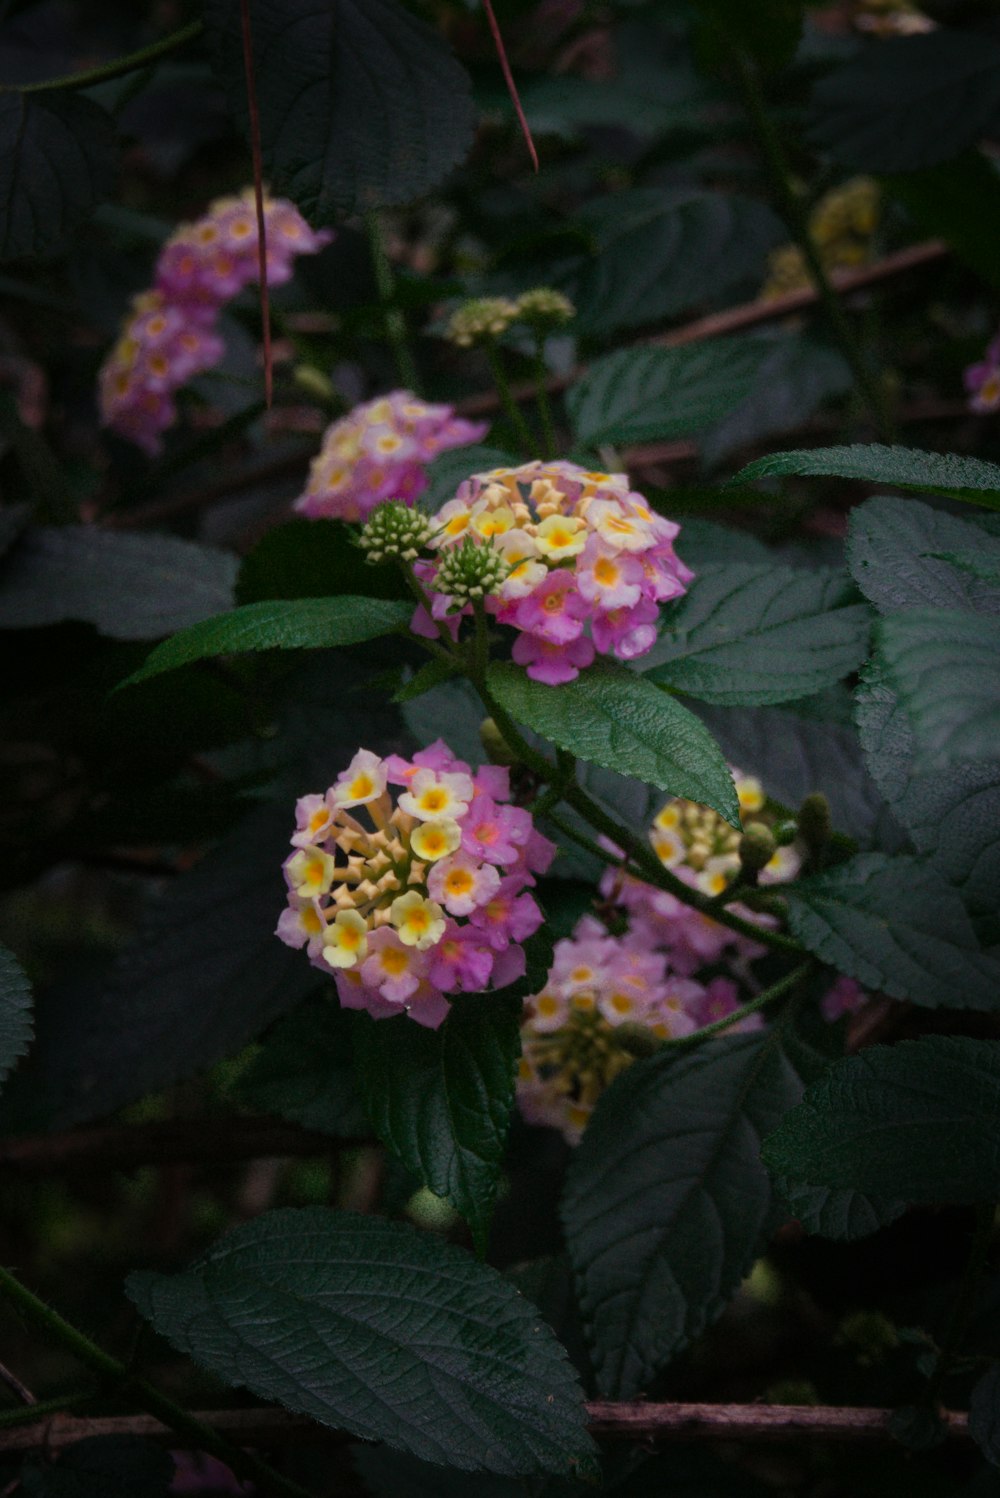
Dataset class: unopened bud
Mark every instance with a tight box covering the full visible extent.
[514,287,576,330]
[739,822,777,880]
[357,500,433,563]
[797,793,832,852]
[292,364,335,403]
[434,535,509,606]
[773,819,799,847]
[479,717,517,767]
[445,296,519,348]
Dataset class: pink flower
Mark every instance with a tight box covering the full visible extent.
[508,570,588,644]
[511,633,596,684]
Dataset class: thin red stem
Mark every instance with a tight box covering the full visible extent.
[481,0,538,172]
[239,0,273,407]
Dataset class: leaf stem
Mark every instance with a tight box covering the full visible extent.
[366,212,421,394]
[0,1264,315,1498]
[728,47,895,443]
[927,1203,995,1402]
[661,961,815,1048]
[3,21,204,94]
[533,336,558,460]
[485,343,537,457]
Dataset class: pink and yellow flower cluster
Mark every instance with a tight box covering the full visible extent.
[293,391,488,523]
[516,772,802,1142]
[413,460,693,684]
[277,741,555,1028]
[964,332,1000,414]
[99,191,331,454]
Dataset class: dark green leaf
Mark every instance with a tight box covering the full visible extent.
[566,339,767,448]
[122,596,411,686]
[0,502,29,558]
[0,92,117,259]
[875,609,1000,770]
[762,1035,1000,1202]
[784,852,1000,1010]
[202,0,476,221]
[807,31,1000,172]
[563,1027,813,1397]
[700,334,852,469]
[0,528,237,640]
[422,447,517,513]
[393,657,461,704]
[644,564,871,706]
[855,666,1000,942]
[970,1364,1000,1468]
[128,1207,594,1476]
[774,1178,907,1242]
[675,520,772,571]
[732,443,1000,511]
[232,998,367,1137]
[0,944,31,1094]
[562,190,782,337]
[928,547,1000,586]
[236,519,407,605]
[486,658,738,825]
[18,1437,173,1498]
[846,497,1000,616]
[695,0,803,72]
[886,151,1000,291]
[354,993,521,1254]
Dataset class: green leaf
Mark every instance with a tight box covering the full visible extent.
[236,519,407,604]
[562,1027,814,1397]
[127,1207,595,1476]
[762,1035,1000,1202]
[875,609,1000,770]
[0,93,117,259]
[486,658,738,825]
[122,596,411,686]
[232,999,368,1137]
[783,851,1000,1011]
[807,31,1000,172]
[562,190,782,337]
[643,564,871,707]
[846,497,1000,616]
[885,151,1000,291]
[421,447,517,513]
[774,1179,907,1242]
[566,339,767,448]
[0,945,31,1095]
[393,657,461,704]
[18,1436,174,1498]
[855,666,1000,942]
[202,0,476,222]
[353,993,522,1254]
[732,443,1000,511]
[970,1363,1000,1469]
[928,547,1000,586]
[700,334,852,469]
[0,528,237,640]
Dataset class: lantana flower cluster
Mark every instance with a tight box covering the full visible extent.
[277,741,554,1029]
[293,391,488,523]
[414,460,693,684]
[964,332,1000,414]
[99,191,331,454]
[761,178,879,300]
[517,772,804,1142]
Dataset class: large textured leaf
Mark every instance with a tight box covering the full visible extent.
[784,852,1000,1011]
[563,1027,814,1397]
[733,444,1000,511]
[127,1208,595,1476]
[566,339,766,447]
[232,998,367,1137]
[0,528,237,639]
[875,610,1000,771]
[886,152,1000,291]
[700,334,851,469]
[123,596,411,686]
[0,944,31,1094]
[562,189,782,337]
[353,993,522,1254]
[486,659,739,825]
[0,92,117,259]
[807,31,1000,172]
[846,496,1000,616]
[970,1364,1000,1470]
[202,0,476,221]
[18,1436,174,1498]
[855,666,1000,942]
[644,565,871,706]
[775,1179,907,1243]
[763,1036,1000,1202]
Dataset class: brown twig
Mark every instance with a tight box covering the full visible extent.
[0,1364,35,1408]
[0,1119,369,1175]
[0,1401,971,1456]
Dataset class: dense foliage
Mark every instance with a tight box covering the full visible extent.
[1,1,1000,1495]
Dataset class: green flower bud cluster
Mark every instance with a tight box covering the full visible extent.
[445,297,520,348]
[357,501,434,563]
[514,288,576,329]
[434,535,510,605]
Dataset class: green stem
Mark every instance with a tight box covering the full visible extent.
[467,673,555,783]
[927,1203,995,1402]
[533,336,557,460]
[471,598,492,682]
[397,560,460,660]
[3,21,204,94]
[661,961,815,1048]
[0,1264,314,1498]
[486,344,537,457]
[0,1391,98,1429]
[365,212,421,394]
[729,49,895,443]
[562,780,805,956]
